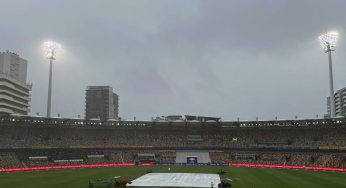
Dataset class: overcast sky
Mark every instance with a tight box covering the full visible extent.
[0,0,345,120]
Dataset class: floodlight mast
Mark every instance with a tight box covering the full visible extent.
[319,32,338,118]
[44,41,61,118]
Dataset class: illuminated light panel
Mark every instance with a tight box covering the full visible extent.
[0,163,136,173]
[139,163,154,167]
[1,163,346,173]
[319,32,338,52]
[230,163,346,172]
[44,41,61,59]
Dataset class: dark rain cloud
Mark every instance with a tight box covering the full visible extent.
[0,0,345,120]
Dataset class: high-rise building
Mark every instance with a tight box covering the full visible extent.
[0,51,31,115]
[85,86,119,120]
[327,87,346,117]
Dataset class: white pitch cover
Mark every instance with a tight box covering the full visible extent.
[127,173,221,187]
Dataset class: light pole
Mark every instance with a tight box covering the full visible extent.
[44,41,61,118]
[319,32,338,118]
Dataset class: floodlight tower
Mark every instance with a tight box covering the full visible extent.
[44,41,61,118]
[319,32,338,118]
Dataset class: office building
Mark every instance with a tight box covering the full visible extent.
[85,86,118,120]
[327,87,346,117]
[0,51,31,115]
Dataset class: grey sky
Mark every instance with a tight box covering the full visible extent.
[0,0,345,120]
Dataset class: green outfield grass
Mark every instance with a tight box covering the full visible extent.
[0,166,345,188]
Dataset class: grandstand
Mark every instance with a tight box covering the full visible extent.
[0,115,346,169]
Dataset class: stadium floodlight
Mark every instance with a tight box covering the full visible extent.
[43,41,61,118]
[44,41,61,59]
[318,32,338,118]
[319,32,338,52]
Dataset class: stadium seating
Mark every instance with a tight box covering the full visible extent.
[0,117,345,169]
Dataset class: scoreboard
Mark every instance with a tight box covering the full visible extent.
[187,156,198,164]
